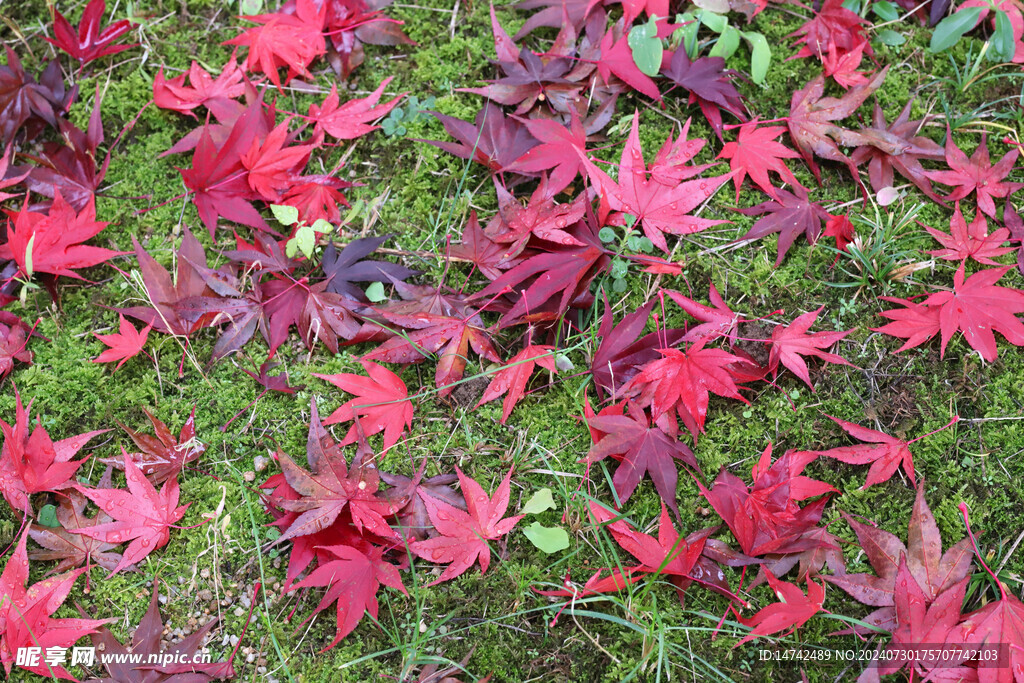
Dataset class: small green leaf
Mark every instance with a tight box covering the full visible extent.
[523,522,570,554]
[742,31,771,84]
[240,0,263,13]
[692,0,731,13]
[875,28,906,46]
[38,504,60,528]
[842,0,861,13]
[639,237,654,253]
[599,227,617,243]
[270,204,300,226]
[872,0,899,21]
[624,213,637,228]
[612,277,628,292]
[990,10,1016,62]
[311,218,334,234]
[628,17,664,77]
[709,25,741,59]
[699,9,728,33]
[521,488,556,515]
[930,7,983,53]
[675,12,700,58]
[266,528,281,541]
[299,227,317,258]
[24,234,34,279]
[365,281,388,303]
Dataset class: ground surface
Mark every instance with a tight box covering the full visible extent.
[2,0,1024,682]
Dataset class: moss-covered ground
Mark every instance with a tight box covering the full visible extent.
[2,0,1023,681]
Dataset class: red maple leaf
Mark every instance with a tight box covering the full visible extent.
[508,112,590,195]
[948,579,1024,683]
[0,191,124,281]
[717,122,806,202]
[585,402,698,517]
[735,570,825,646]
[380,467,465,542]
[662,50,747,140]
[589,113,731,253]
[768,307,853,390]
[849,99,946,200]
[0,389,106,513]
[458,9,586,118]
[410,467,523,585]
[698,445,837,558]
[241,119,317,202]
[0,531,109,679]
[28,491,122,575]
[268,401,401,541]
[421,103,539,175]
[0,313,35,382]
[472,241,609,328]
[623,342,751,438]
[588,500,715,603]
[309,78,404,140]
[1005,198,1024,277]
[533,568,642,599]
[825,486,974,634]
[809,415,918,488]
[734,186,832,266]
[872,296,943,354]
[85,578,236,681]
[486,180,588,259]
[448,210,510,281]
[822,41,870,89]
[925,132,1022,218]
[926,202,1013,265]
[823,213,856,252]
[223,0,326,90]
[0,48,75,145]
[291,543,407,651]
[789,0,871,63]
[44,0,138,64]
[22,88,111,212]
[153,55,246,121]
[787,67,888,184]
[314,360,414,452]
[280,0,414,80]
[177,104,272,236]
[875,559,971,681]
[476,344,558,423]
[73,450,190,575]
[910,264,1024,361]
[280,173,353,224]
[92,314,151,371]
[594,22,663,100]
[104,407,206,485]
[666,283,741,346]
[119,228,249,350]
[361,304,502,391]
[589,295,689,400]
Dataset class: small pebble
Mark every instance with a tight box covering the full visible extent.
[254,456,268,472]
[243,471,255,482]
